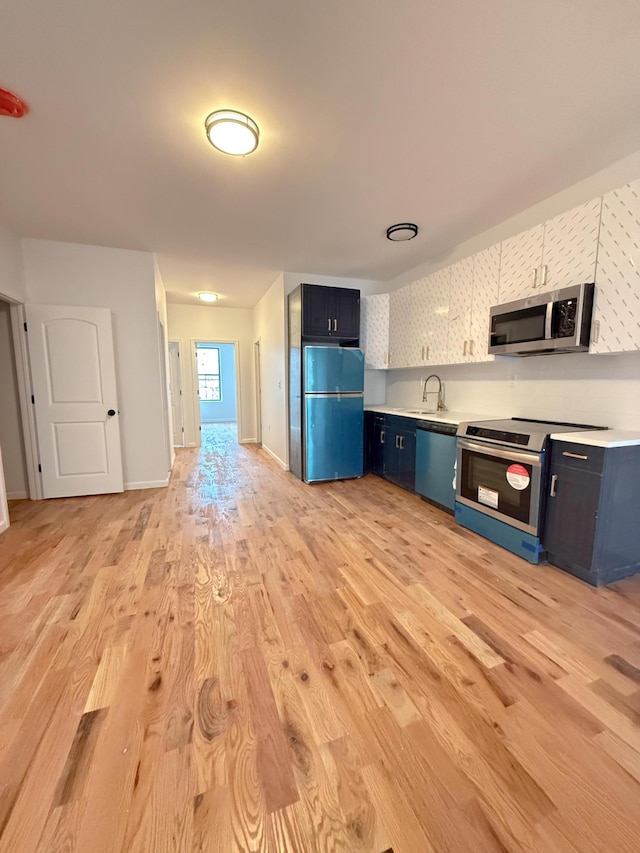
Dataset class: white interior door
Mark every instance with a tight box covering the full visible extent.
[0,444,9,533]
[25,304,124,498]
[168,341,184,447]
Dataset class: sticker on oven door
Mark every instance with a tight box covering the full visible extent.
[506,463,530,491]
[478,486,499,509]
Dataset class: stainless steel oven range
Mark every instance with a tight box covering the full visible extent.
[455,417,604,563]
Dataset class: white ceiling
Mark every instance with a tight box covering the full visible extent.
[2,1,640,308]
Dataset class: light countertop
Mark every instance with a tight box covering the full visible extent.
[365,406,496,426]
[550,429,640,448]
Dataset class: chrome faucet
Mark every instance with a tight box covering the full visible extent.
[422,374,445,411]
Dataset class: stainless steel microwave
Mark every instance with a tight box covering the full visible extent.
[488,283,594,356]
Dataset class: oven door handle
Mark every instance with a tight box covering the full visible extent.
[457,437,542,467]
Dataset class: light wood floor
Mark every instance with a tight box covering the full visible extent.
[2,424,640,852]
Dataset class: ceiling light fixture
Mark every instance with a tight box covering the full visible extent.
[386,222,419,241]
[205,109,259,156]
[198,292,219,303]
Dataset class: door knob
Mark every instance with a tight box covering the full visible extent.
[107,409,116,417]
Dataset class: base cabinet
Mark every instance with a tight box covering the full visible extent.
[543,440,640,586]
[367,414,416,492]
[371,416,385,477]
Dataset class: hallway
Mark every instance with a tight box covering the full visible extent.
[1,427,640,851]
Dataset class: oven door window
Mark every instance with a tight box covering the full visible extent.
[460,449,533,525]
[490,304,547,346]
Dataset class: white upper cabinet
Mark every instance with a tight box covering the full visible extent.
[411,276,430,366]
[499,201,601,303]
[447,246,500,364]
[498,223,544,302]
[592,180,640,354]
[417,268,451,366]
[446,257,474,363]
[361,293,390,368]
[388,285,413,368]
[468,244,501,362]
[541,198,601,291]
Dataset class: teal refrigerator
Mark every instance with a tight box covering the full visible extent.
[303,346,364,483]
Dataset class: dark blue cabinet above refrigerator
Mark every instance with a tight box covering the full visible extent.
[301,283,360,341]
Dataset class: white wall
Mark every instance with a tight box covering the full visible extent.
[0,301,28,498]
[22,239,170,489]
[253,273,287,467]
[0,225,26,303]
[388,148,640,290]
[199,342,237,423]
[167,303,255,445]
[385,352,640,431]
[283,271,386,298]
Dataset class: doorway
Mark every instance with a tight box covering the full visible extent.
[0,299,29,506]
[193,341,239,444]
[168,340,185,447]
[254,339,262,447]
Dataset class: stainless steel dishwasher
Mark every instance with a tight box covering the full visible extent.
[414,420,458,512]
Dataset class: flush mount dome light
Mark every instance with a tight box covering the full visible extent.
[205,109,259,156]
[386,222,418,241]
[198,292,219,303]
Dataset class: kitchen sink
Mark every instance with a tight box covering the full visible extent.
[404,409,439,415]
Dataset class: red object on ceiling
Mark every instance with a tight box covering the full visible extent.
[0,88,29,118]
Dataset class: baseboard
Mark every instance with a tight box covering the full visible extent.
[6,491,28,500]
[260,444,289,470]
[238,438,257,445]
[124,476,170,491]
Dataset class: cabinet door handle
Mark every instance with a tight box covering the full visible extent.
[540,264,548,288]
[550,474,558,497]
[333,319,338,332]
[532,268,538,289]
[327,318,331,332]
[395,435,399,449]
[592,320,600,343]
[463,340,467,356]
[469,339,474,356]
[399,436,404,450]
[562,451,589,460]
[425,346,429,360]
[380,430,385,444]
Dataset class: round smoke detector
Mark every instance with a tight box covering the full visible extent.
[0,88,29,118]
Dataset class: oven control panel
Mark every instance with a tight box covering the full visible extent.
[464,425,530,446]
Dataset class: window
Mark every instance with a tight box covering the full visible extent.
[196,346,222,401]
